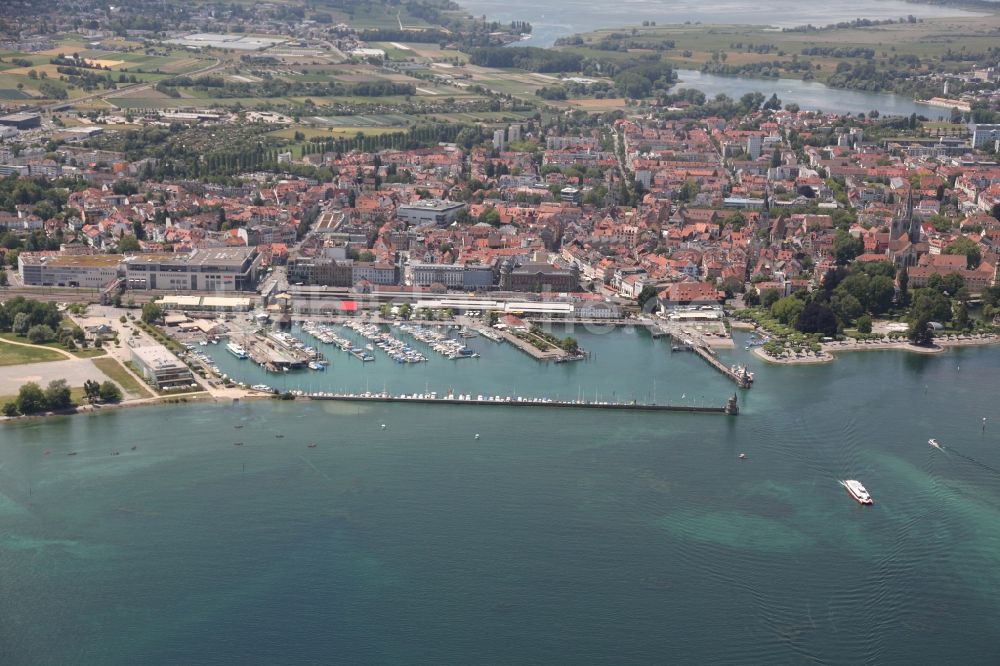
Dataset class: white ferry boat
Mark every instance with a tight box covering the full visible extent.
[841,479,874,505]
[227,342,249,359]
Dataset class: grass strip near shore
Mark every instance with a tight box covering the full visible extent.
[92,357,154,398]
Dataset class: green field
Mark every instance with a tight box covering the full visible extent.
[92,357,153,398]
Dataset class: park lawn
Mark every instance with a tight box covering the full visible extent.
[0,339,65,366]
[92,357,153,398]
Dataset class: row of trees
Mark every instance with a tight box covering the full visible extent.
[2,378,121,417]
[468,47,584,73]
[0,297,63,336]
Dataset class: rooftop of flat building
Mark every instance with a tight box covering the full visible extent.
[20,253,122,268]
[125,247,254,267]
[398,199,465,211]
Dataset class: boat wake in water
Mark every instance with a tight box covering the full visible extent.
[933,445,1000,477]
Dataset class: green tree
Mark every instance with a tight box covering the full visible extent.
[910,289,951,323]
[98,381,122,403]
[831,290,863,324]
[760,287,782,309]
[867,275,895,315]
[27,324,54,343]
[637,285,659,310]
[0,270,7,287]
[478,207,501,226]
[141,302,163,324]
[856,314,873,334]
[771,295,805,325]
[795,300,838,337]
[897,267,909,307]
[833,229,864,265]
[44,379,72,410]
[944,237,981,270]
[83,379,101,403]
[118,235,140,253]
[908,316,933,346]
[953,302,970,331]
[15,382,47,414]
[560,336,579,353]
[12,312,29,335]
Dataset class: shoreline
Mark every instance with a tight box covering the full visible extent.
[753,334,1000,365]
[0,389,274,424]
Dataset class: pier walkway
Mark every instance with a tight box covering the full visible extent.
[306,392,739,415]
[691,345,753,388]
[641,317,753,388]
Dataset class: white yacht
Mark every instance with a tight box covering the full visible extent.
[227,342,249,359]
[841,479,874,505]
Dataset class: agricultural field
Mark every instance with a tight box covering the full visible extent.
[0,45,212,103]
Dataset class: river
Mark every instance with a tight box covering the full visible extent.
[464,0,983,47]
[4,329,1000,664]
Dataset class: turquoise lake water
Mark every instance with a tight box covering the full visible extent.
[3,330,1000,664]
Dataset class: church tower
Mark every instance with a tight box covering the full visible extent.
[907,189,921,244]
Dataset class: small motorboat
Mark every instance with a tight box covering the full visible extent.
[67,451,78,456]
[233,442,244,446]
[308,443,318,448]
[929,438,941,449]
[475,433,481,440]
[381,424,387,429]
[275,435,285,439]
[738,453,747,460]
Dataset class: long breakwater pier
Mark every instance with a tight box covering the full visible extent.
[306,392,740,415]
